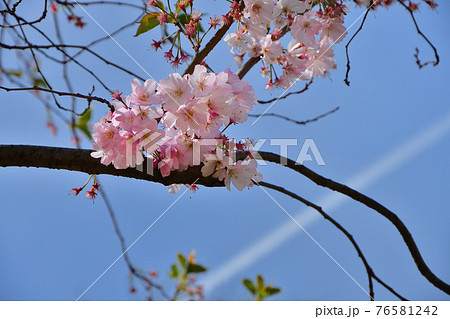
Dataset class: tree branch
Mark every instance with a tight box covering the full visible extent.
[397,0,439,68]
[182,6,240,76]
[256,151,450,295]
[258,180,408,300]
[237,56,260,80]
[248,106,339,126]
[257,80,313,104]
[0,86,114,113]
[55,0,145,10]
[1,144,448,295]
[98,183,171,300]
[0,145,223,187]
[0,0,48,28]
[0,40,146,82]
[344,4,371,86]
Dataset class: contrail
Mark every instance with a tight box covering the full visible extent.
[199,111,450,296]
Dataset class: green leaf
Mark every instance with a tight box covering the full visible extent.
[7,69,22,77]
[168,264,179,278]
[177,252,186,268]
[134,12,160,37]
[74,107,93,140]
[256,274,264,292]
[74,123,92,140]
[197,22,205,33]
[265,287,281,296]
[177,13,189,25]
[156,1,165,9]
[186,262,207,274]
[78,107,91,125]
[242,278,256,295]
[33,77,48,88]
[175,0,190,14]
[177,13,204,32]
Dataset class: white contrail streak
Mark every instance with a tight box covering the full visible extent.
[199,111,450,296]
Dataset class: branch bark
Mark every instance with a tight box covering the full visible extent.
[0,145,223,187]
[182,17,236,76]
[1,144,448,295]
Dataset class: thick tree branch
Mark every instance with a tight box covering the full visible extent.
[237,56,260,80]
[1,144,448,295]
[182,10,238,76]
[0,145,223,187]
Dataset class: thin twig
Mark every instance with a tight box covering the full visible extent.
[257,80,313,104]
[397,0,439,68]
[248,106,339,126]
[55,0,145,10]
[344,4,371,86]
[0,85,114,113]
[98,185,171,300]
[258,180,408,301]
[0,0,48,28]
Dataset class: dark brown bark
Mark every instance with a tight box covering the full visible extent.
[0,144,223,187]
[1,144,449,295]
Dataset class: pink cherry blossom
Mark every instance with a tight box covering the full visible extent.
[224,29,253,55]
[188,65,217,97]
[92,68,260,190]
[201,154,233,182]
[130,78,161,106]
[158,73,192,112]
[290,12,322,46]
[260,34,283,64]
[274,0,311,16]
[168,184,182,194]
[92,120,119,150]
[305,45,336,78]
[162,99,208,134]
[243,0,276,26]
[158,142,189,177]
[320,19,348,47]
[224,159,262,191]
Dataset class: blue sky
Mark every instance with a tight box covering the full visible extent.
[0,0,449,300]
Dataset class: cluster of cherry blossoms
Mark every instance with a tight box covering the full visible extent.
[224,0,350,89]
[91,65,262,192]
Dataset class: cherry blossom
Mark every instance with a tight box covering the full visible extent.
[223,0,349,90]
[157,73,192,112]
[243,0,276,25]
[92,68,260,191]
[130,79,161,106]
[224,159,262,191]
